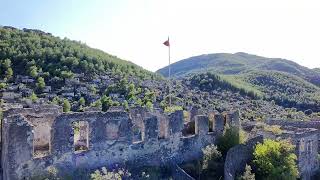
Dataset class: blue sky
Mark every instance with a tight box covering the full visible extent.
[1,0,320,71]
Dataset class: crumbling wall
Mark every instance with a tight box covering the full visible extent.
[293,132,319,180]
[266,119,320,129]
[1,106,239,179]
[224,136,263,180]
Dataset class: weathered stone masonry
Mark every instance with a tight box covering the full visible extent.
[1,106,240,179]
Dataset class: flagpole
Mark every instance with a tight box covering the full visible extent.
[168,37,171,107]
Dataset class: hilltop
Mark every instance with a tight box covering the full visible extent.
[156,52,320,86]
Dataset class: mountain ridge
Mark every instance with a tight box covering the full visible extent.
[156,52,320,86]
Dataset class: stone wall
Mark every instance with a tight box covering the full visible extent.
[266,119,320,129]
[224,136,263,180]
[1,106,238,179]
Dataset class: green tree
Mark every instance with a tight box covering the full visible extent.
[145,101,153,111]
[217,125,246,156]
[0,83,7,90]
[29,65,38,78]
[63,99,71,112]
[5,67,13,80]
[51,96,60,105]
[79,97,86,106]
[164,105,183,113]
[61,70,74,79]
[201,145,224,179]
[29,92,38,102]
[101,95,113,111]
[91,100,102,109]
[253,139,298,180]
[36,77,46,90]
[123,100,129,111]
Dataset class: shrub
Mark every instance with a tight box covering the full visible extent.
[63,99,71,112]
[90,167,131,180]
[201,144,224,179]
[217,125,246,156]
[29,92,38,102]
[0,82,7,90]
[263,125,282,135]
[237,164,255,180]
[253,139,298,180]
[164,105,183,113]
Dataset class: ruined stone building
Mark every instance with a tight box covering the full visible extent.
[0,105,240,179]
[226,120,320,180]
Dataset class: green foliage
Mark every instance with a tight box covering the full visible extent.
[240,70,320,111]
[5,67,13,80]
[0,59,13,80]
[101,95,113,112]
[157,52,320,87]
[217,125,246,156]
[91,100,102,109]
[253,139,298,180]
[0,27,159,81]
[263,125,283,135]
[237,164,255,180]
[28,92,38,102]
[51,96,60,105]
[63,99,71,112]
[36,77,46,90]
[60,71,74,79]
[79,97,86,106]
[164,105,183,114]
[0,82,7,90]
[201,145,224,179]
[29,65,38,78]
[90,167,131,180]
[188,72,261,99]
[145,101,153,111]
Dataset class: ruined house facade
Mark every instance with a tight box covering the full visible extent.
[0,105,240,179]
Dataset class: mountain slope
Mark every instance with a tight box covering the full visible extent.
[0,27,317,120]
[156,52,320,86]
[0,26,158,80]
[157,52,320,112]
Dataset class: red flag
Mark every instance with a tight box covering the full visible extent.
[163,38,170,47]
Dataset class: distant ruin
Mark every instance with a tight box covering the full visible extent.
[1,105,240,179]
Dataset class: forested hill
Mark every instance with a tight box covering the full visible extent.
[156,52,320,86]
[0,26,158,80]
[0,26,318,120]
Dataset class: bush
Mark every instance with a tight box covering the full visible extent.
[36,77,46,90]
[28,92,38,102]
[201,144,224,179]
[90,167,131,180]
[217,125,246,156]
[0,83,7,90]
[164,105,183,114]
[63,99,71,112]
[237,164,255,180]
[253,139,298,180]
[263,125,282,135]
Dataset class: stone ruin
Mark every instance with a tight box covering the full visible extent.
[225,119,320,180]
[0,105,240,179]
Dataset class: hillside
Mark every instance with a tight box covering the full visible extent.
[0,27,318,121]
[0,26,162,112]
[0,26,157,80]
[157,53,320,112]
[156,52,320,86]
